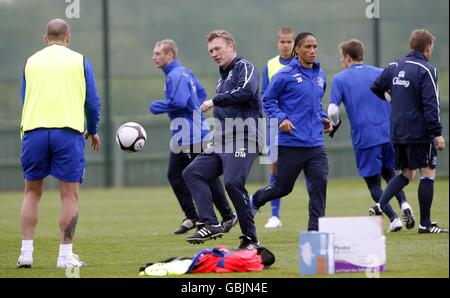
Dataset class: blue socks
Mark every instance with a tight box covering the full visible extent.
[418,177,434,227]
[381,167,407,208]
[379,174,409,211]
[364,175,398,222]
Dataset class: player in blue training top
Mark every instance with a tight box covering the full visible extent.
[260,27,295,229]
[327,39,415,233]
[149,40,237,236]
[250,32,334,232]
[17,19,100,269]
[369,29,447,234]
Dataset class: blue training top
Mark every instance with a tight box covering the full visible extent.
[263,58,327,147]
[149,59,210,146]
[329,63,390,149]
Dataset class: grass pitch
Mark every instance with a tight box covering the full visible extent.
[0,178,448,278]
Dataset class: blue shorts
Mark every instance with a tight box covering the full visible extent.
[21,128,85,183]
[354,142,395,177]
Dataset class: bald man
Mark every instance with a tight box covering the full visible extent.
[17,18,101,269]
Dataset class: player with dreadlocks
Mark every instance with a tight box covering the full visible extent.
[249,32,333,231]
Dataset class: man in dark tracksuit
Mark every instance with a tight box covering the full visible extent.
[250,32,333,232]
[149,39,237,235]
[183,30,261,250]
[369,29,447,234]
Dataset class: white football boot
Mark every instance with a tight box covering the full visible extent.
[387,217,403,233]
[16,255,33,268]
[264,216,282,229]
[57,253,86,269]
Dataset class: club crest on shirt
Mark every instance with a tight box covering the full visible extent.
[292,73,303,83]
[317,76,325,88]
[226,70,233,81]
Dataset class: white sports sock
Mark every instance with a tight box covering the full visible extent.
[59,244,73,258]
[21,240,33,257]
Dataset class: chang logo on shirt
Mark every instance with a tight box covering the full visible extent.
[317,77,325,88]
[292,73,303,83]
[392,76,410,88]
[393,70,409,87]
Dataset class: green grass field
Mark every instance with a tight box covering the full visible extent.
[0,178,448,278]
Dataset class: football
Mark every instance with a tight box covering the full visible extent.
[116,122,147,152]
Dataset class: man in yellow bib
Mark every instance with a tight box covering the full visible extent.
[260,27,295,229]
[17,19,101,269]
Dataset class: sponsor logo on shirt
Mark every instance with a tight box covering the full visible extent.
[393,70,410,87]
[392,76,410,87]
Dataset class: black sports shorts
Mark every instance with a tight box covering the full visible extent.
[394,142,437,170]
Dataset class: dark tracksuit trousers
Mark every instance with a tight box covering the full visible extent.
[252,146,328,231]
[168,143,234,222]
[182,150,258,241]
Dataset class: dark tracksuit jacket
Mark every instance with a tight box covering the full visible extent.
[211,56,262,150]
[183,56,261,241]
[371,51,442,144]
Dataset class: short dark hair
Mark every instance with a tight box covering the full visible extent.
[339,39,364,62]
[277,27,294,38]
[409,29,435,53]
[290,32,315,58]
[294,32,314,47]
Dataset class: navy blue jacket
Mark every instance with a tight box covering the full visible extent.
[149,59,210,146]
[263,59,328,147]
[371,51,442,143]
[212,56,261,146]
